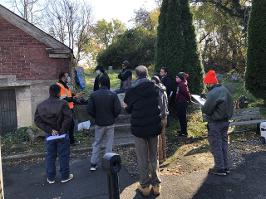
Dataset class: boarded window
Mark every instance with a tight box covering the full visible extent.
[0,89,17,134]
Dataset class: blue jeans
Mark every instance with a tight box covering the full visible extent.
[45,134,70,181]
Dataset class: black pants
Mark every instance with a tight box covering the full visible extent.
[69,111,75,144]
[176,102,188,135]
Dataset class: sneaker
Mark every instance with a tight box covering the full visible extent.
[225,168,231,174]
[90,164,97,171]
[47,178,55,184]
[152,184,161,196]
[137,184,151,197]
[208,168,227,176]
[61,174,74,183]
[179,133,188,137]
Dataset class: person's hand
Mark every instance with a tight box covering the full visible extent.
[122,102,128,108]
[52,130,58,136]
[74,92,84,99]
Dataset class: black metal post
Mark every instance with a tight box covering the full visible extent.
[103,153,121,199]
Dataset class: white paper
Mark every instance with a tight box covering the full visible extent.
[78,120,91,131]
[191,94,206,106]
[46,134,66,141]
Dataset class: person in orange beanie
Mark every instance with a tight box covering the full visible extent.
[202,70,234,176]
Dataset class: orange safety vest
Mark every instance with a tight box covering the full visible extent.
[57,82,74,109]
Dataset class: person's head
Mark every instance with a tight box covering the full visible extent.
[59,72,69,83]
[49,84,61,98]
[176,72,189,83]
[160,67,168,77]
[95,65,105,75]
[151,75,161,85]
[99,74,109,88]
[122,60,130,69]
[203,70,219,89]
[135,65,148,79]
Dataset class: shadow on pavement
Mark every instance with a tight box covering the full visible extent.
[3,157,136,199]
[192,151,266,199]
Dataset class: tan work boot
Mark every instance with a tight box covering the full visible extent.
[137,183,151,197]
[152,184,161,196]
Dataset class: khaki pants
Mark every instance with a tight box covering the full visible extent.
[91,125,114,165]
[135,136,161,187]
[158,117,167,164]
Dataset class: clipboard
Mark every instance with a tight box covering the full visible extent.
[191,94,206,106]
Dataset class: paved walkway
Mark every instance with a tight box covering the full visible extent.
[3,151,266,199]
[3,157,135,199]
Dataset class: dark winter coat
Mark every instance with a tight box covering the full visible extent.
[93,72,110,91]
[176,80,191,103]
[34,96,73,135]
[118,69,132,90]
[87,86,121,126]
[124,78,162,138]
[161,75,176,97]
[202,84,234,122]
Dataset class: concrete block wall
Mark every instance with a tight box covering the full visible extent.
[30,80,56,124]
[16,86,32,128]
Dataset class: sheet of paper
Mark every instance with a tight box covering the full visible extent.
[46,134,66,141]
[191,94,206,106]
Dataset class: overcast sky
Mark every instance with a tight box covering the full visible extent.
[1,0,157,26]
[88,0,157,25]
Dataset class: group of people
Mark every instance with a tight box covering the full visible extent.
[34,60,234,197]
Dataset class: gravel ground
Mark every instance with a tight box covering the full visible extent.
[121,131,266,177]
[3,131,266,179]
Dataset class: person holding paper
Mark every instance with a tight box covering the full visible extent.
[57,72,83,146]
[202,70,233,176]
[34,84,73,184]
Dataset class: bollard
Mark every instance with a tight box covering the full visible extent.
[103,153,121,199]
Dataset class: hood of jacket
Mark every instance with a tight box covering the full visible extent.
[131,78,156,98]
[155,83,166,92]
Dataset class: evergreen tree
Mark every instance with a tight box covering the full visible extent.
[180,0,204,93]
[246,0,266,100]
[155,0,184,76]
[155,0,204,93]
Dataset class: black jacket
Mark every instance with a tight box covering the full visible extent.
[34,96,73,135]
[124,78,161,138]
[118,69,132,90]
[93,72,110,91]
[87,87,121,126]
[161,75,176,97]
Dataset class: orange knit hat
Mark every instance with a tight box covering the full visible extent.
[203,70,218,84]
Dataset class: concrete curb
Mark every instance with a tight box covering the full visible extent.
[2,142,135,163]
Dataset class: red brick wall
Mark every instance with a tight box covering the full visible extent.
[0,17,70,80]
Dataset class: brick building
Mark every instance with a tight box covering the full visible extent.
[0,5,74,134]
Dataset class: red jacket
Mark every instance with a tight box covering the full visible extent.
[176,81,191,103]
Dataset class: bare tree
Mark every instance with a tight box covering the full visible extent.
[44,0,92,65]
[7,0,45,24]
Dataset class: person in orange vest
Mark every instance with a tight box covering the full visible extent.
[57,72,82,145]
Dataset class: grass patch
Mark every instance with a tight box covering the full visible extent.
[84,69,122,95]
[187,110,207,137]
[1,127,93,157]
